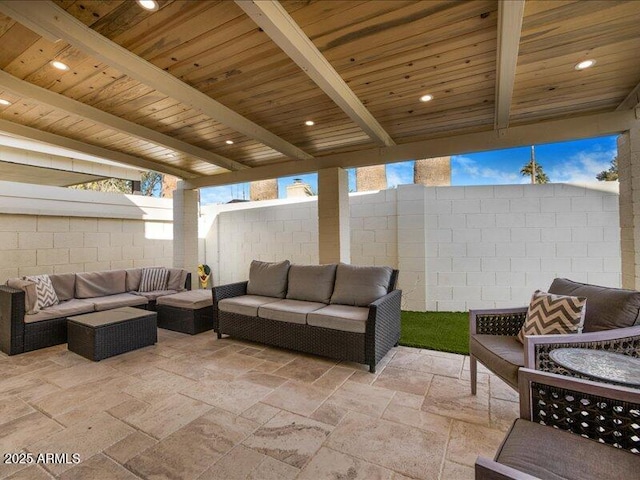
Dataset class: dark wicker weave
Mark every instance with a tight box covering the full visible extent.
[156,304,214,335]
[474,309,527,336]
[67,308,157,361]
[0,273,190,355]
[213,273,401,373]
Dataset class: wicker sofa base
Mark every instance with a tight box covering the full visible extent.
[157,304,214,335]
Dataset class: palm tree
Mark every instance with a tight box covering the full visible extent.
[520,146,549,184]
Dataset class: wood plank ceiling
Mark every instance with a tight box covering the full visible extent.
[0,0,638,184]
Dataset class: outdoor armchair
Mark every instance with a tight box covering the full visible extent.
[469,278,640,394]
[475,368,640,480]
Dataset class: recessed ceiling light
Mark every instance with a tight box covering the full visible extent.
[305,120,315,126]
[137,0,159,11]
[51,60,69,71]
[419,94,433,102]
[225,140,234,145]
[575,59,596,70]
[0,99,11,106]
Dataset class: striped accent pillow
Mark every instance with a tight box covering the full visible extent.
[517,290,587,344]
[25,274,59,310]
[139,267,169,293]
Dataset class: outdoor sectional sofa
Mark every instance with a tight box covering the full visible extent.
[1,267,190,355]
[213,260,401,372]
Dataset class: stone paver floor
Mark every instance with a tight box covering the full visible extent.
[0,329,517,479]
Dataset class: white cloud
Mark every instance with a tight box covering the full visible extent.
[452,156,521,184]
[547,149,616,183]
[386,162,413,187]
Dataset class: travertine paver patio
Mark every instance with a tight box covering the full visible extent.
[0,329,517,480]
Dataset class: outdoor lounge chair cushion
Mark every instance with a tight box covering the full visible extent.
[76,270,126,298]
[286,264,337,304]
[133,290,178,301]
[330,264,393,307]
[495,419,640,480]
[470,335,524,387]
[6,278,39,314]
[23,299,95,323]
[258,299,326,325]
[91,293,148,311]
[125,268,143,292]
[548,278,640,332]
[246,260,291,298]
[167,268,189,292]
[49,273,76,302]
[157,289,213,309]
[307,304,370,333]
[218,295,280,317]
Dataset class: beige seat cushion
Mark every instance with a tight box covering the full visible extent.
[218,295,280,317]
[307,304,370,333]
[132,290,178,301]
[286,264,337,304]
[330,264,393,307]
[167,268,189,292]
[24,299,95,323]
[91,293,148,311]
[125,268,143,292]
[157,289,213,309]
[496,419,640,480]
[76,270,126,298]
[470,334,524,389]
[6,278,39,314]
[258,299,326,325]
[246,260,290,298]
[49,273,76,302]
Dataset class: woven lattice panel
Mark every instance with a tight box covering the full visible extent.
[530,381,640,454]
[476,312,526,336]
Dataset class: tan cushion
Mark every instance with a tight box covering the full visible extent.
[132,290,178,301]
[307,304,370,333]
[246,260,290,298]
[258,299,326,325]
[286,264,337,304]
[91,293,148,311]
[218,295,280,317]
[25,275,59,309]
[470,335,524,389]
[6,278,39,314]
[125,268,143,292]
[24,299,95,323]
[49,273,76,302]
[167,268,188,292]
[496,419,640,480]
[157,289,213,309]
[517,290,586,344]
[139,267,169,292]
[330,264,393,307]
[76,270,126,298]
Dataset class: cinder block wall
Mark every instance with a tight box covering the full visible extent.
[0,181,173,283]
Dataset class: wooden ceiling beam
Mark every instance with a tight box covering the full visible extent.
[494,0,525,130]
[617,80,640,110]
[0,70,247,172]
[236,0,395,147]
[0,119,196,179]
[0,0,313,161]
[186,109,637,188]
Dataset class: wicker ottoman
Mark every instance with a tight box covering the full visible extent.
[156,289,214,334]
[67,307,157,361]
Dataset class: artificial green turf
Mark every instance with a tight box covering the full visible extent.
[400,311,469,355]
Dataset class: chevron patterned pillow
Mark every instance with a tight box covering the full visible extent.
[517,290,587,344]
[25,274,59,310]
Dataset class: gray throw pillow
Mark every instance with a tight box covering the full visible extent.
[6,278,39,314]
[246,260,290,298]
[330,264,393,307]
[287,264,337,304]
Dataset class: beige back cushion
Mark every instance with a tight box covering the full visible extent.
[167,268,188,292]
[125,268,143,292]
[6,278,39,314]
[246,260,290,298]
[76,270,126,298]
[49,273,76,302]
[286,264,337,304]
[330,264,393,307]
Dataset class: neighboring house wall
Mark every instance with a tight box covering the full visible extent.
[0,181,173,283]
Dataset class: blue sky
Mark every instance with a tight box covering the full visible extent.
[200,135,618,205]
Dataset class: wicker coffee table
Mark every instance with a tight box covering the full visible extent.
[67,307,157,361]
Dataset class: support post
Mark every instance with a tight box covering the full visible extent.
[318,167,350,264]
[173,181,199,288]
[619,122,640,290]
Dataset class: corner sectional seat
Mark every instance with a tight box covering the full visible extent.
[213,260,401,372]
[1,267,191,355]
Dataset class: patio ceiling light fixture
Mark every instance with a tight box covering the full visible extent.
[50,60,69,71]
[575,59,596,70]
[419,94,434,102]
[0,99,11,106]
[137,0,159,11]
[225,140,234,145]
[305,120,315,126]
